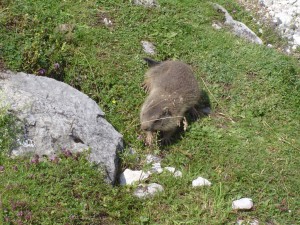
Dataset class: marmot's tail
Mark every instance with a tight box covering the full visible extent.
[143,58,160,67]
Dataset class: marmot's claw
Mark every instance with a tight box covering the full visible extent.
[183,117,188,131]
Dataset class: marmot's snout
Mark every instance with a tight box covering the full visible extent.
[141,122,151,131]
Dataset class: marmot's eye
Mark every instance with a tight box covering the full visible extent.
[154,119,160,124]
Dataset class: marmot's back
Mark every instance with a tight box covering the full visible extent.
[145,60,200,108]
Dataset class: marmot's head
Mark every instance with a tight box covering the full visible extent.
[140,102,178,133]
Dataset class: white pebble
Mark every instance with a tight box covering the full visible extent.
[212,22,222,30]
[146,154,161,164]
[192,177,212,187]
[174,170,183,178]
[119,169,150,185]
[164,167,176,173]
[150,162,163,174]
[250,219,259,225]
[232,198,254,210]
[237,219,259,225]
[293,32,300,45]
[103,18,112,26]
[134,183,164,198]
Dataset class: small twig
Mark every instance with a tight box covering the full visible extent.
[262,120,300,151]
[140,116,184,125]
[76,50,100,94]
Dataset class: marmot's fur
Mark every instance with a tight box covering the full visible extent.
[140,58,201,145]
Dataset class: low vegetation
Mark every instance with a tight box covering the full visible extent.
[0,0,299,224]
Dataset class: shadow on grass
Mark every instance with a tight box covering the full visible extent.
[159,90,211,150]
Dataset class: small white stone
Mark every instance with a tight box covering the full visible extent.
[119,169,150,185]
[267,43,273,48]
[250,219,259,225]
[212,22,222,30]
[236,219,259,225]
[150,162,163,174]
[192,177,212,187]
[141,41,156,55]
[146,154,161,164]
[164,167,176,173]
[133,0,159,7]
[236,220,244,225]
[276,12,292,26]
[232,198,253,210]
[129,147,136,155]
[285,46,292,54]
[174,170,183,178]
[103,18,112,26]
[134,183,164,198]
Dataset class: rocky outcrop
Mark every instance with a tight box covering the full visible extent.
[238,0,300,52]
[256,0,300,48]
[0,71,123,183]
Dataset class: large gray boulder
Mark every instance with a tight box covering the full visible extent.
[213,3,263,45]
[0,71,123,183]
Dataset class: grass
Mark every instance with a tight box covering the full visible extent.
[0,0,300,224]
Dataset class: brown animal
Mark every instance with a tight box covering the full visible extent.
[140,58,201,145]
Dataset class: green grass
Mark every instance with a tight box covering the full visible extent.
[0,0,300,224]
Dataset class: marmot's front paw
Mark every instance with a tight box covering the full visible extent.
[145,131,154,146]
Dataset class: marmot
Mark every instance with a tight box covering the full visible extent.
[140,58,201,145]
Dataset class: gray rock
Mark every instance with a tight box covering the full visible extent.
[0,71,123,183]
[213,3,263,45]
[141,41,156,55]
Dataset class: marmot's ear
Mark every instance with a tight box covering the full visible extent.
[162,107,172,116]
[143,57,160,67]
